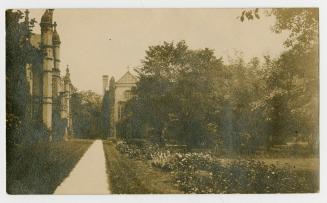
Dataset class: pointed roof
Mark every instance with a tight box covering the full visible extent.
[116,71,137,84]
[52,21,61,45]
[64,65,71,82]
[40,9,54,26]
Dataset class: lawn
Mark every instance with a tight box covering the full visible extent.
[7,139,93,194]
[102,141,182,194]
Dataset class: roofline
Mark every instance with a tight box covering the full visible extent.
[116,70,138,84]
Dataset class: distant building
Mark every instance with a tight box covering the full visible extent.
[25,9,74,141]
[102,71,137,138]
[114,71,137,123]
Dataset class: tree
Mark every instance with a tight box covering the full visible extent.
[133,41,190,144]
[119,8,319,153]
[270,8,318,51]
[240,8,318,51]
[240,8,319,148]
[171,48,224,147]
[108,77,116,137]
[100,91,110,138]
[71,90,102,139]
[6,9,41,148]
[121,41,225,147]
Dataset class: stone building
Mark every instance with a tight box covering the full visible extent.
[25,9,74,141]
[102,71,137,138]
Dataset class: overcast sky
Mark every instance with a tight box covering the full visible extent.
[28,9,289,95]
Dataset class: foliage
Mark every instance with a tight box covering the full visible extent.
[239,8,319,149]
[100,91,110,138]
[270,8,318,50]
[108,77,116,137]
[71,90,103,139]
[103,141,182,194]
[116,141,159,160]
[173,157,318,193]
[6,9,40,148]
[120,41,225,147]
[151,151,174,171]
[117,8,319,153]
[116,142,318,193]
[100,77,116,138]
[239,8,260,22]
[6,9,52,170]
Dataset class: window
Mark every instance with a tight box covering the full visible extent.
[124,90,132,100]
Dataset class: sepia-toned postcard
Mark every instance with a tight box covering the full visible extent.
[5,7,320,196]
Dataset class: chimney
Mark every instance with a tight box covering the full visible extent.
[102,75,109,95]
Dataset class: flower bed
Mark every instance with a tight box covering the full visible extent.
[116,141,159,160]
[172,155,317,193]
[116,142,318,193]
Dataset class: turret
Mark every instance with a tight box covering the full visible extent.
[40,9,54,45]
[64,66,72,131]
[52,21,61,97]
[64,66,71,91]
[40,9,54,141]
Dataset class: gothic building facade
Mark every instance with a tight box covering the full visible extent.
[26,9,74,141]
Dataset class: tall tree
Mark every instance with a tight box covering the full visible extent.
[71,90,102,139]
[241,8,319,147]
[100,91,110,138]
[122,41,225,147]
[6,9,39,147]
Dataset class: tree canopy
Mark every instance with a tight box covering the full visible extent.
[71,90,102,139]
[118,8,318,153]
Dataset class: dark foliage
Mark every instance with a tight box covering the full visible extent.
[71,90,102,139]
[100,91,110,138]
[6,10,50,166]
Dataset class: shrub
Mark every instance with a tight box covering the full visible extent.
[151,151,174,171]
[116,141,159,160]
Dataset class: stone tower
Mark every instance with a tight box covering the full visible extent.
[40,9,54,140]
[24,9,74,141]
[102,75,109,95]
[52,21,61,97]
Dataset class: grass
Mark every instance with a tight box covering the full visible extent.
[102,141,182,194]
[7,139,93,194]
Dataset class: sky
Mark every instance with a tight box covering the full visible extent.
[28,9,289,95]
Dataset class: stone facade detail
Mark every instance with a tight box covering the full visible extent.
[26,9,74,141]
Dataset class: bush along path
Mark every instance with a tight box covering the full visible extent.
[54,140,110,194]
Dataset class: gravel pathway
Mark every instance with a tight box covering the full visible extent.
[54,140,110,194]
